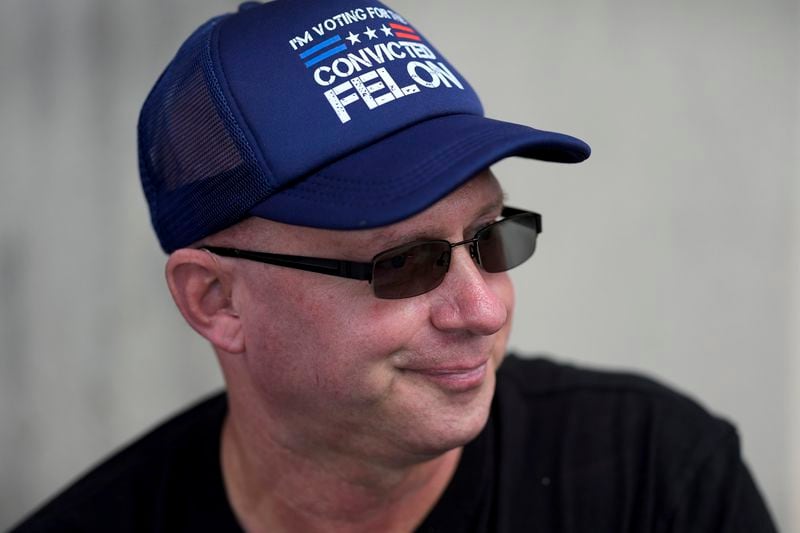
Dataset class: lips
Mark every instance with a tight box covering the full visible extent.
[413,363,486,375]
[401,356,490,373]
[403,361,489,392]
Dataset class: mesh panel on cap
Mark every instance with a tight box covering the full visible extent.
[138,16,273,253]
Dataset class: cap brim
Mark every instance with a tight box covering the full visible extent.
[249,113,590,229]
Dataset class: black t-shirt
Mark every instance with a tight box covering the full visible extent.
[12,356,777,532]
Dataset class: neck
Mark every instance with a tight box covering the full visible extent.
[220,404,461,533]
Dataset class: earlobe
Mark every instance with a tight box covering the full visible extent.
[165,249,245,354]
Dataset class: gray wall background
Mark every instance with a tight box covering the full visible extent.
[0,0,797,530]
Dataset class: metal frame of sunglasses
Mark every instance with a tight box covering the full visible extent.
[201,206,541,299]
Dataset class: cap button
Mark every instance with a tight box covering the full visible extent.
[238,1,261,11]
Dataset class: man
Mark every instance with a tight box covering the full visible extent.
[14,0,776,531]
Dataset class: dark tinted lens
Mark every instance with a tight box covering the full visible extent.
[476,214,539,273]
[372,241,451,299]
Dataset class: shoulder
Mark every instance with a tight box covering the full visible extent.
[489,355,776,531]
[499,353,706,399]
[494,353,737,480]
[11,391,232,533]
[496,353,734,441]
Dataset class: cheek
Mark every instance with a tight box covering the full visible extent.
[236,272,429,398]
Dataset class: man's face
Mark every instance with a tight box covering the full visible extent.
[218,170,514,462]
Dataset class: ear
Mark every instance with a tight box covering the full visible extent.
[165,249,245,354]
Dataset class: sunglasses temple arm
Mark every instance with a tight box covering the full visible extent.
[264,255,373,281]
[202,247,373,281]
[337,261,373,281]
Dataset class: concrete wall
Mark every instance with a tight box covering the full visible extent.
[0,0,796,529]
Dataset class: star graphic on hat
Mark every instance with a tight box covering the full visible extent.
[346,31,361,45]
[363,26,378,40]
[380,24,393,37]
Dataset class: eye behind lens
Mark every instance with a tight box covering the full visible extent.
[372,241,451,299]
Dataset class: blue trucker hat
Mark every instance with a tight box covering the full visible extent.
[138,0,590,253]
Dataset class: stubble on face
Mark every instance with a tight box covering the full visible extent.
[211,170,515,464]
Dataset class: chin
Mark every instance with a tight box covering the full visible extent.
[410,409,491,459]
[403,372,496,457]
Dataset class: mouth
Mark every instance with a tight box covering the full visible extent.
[403,361,489,392]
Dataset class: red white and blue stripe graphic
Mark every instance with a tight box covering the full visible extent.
[300,35,348,68]
[389,23,421,41]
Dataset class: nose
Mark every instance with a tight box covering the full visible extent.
[428,247,510,336]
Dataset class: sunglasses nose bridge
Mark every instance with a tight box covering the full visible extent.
[448,236,482,265]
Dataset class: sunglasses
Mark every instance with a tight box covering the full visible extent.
[202,207,541,299]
